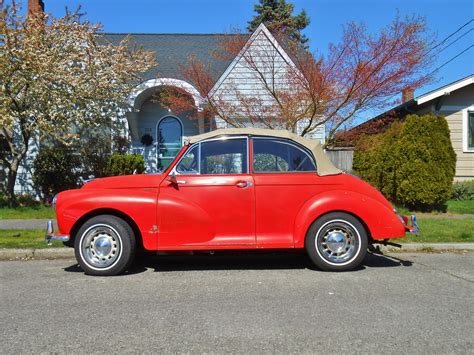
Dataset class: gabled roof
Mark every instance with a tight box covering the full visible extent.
[208,23,298,96]
[416,74,474,105]
[333,74,474,147]
[98,33,240,82]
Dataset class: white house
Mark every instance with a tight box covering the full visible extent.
[104,23,325,173]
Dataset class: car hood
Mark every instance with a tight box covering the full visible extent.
[82,174,164,189]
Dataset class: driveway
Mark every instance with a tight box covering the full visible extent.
[0,252,472,353]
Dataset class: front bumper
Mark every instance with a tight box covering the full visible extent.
[45,220,70,243]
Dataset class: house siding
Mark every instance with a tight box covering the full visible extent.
[435,83,474,181]
[441,110,474,181]
[210,28,325,144]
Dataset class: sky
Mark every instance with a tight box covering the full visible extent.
[11,0,474,123]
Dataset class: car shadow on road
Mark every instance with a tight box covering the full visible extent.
[64,251,413,275]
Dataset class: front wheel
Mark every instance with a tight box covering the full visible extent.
[305,212,367,271]
[74,215,136,276]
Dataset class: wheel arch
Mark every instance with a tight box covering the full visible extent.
[293,190,397,248]
[68,208,143,249]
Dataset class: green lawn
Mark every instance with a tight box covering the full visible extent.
[0,205,55,220]
[395,200,474,215]
[397,218,474,243]
[0,230,65,249]
[0,218,473,249]
[446,200,474,214]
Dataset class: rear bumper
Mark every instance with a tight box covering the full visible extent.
[403,214,419,235]
[45,220,70,243]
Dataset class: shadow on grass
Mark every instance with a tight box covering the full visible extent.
[64,250,412,276]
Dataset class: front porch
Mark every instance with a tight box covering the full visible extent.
[126,79,209,173]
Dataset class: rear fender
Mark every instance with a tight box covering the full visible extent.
[293,190,405,247]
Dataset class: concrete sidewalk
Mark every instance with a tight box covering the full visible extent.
[0,243,473,261]
[0,219,56,230]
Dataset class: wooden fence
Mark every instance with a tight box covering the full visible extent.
[325,148,354,172]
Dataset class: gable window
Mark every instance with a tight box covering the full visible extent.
[252,137,316,173]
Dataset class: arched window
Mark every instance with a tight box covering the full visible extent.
[157,116,182,171]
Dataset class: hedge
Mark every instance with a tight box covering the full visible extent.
[353,114,456,211]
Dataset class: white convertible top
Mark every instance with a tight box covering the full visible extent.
[185,128,342,176]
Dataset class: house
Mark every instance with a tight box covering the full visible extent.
[10,0,325,193]
[334,75,474,181]
[102,24,325,173]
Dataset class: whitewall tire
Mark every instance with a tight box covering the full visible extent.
[305,212,368,271]
[74,215,136,276]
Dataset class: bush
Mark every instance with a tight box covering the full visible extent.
[451,181,474,200]
[353,114,456,211]
[33,146,81,203]
[106,153,145,176]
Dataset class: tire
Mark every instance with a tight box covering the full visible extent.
[305,212,367,271]
[74,215,136,276]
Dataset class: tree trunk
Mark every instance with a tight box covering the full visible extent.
[6,157,20,207]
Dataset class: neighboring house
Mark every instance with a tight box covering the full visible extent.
[334,75,474,181]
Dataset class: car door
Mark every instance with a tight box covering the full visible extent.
[251,137,327,248]
[157,137,256,248]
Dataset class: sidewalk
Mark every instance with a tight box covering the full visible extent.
[0,219,56,230]
[0,243,472,261]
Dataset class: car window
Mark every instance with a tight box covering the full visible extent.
[252,138,316,173]
[200,138,248,174]
[176,144,199,174]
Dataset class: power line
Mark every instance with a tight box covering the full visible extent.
[427,18,473,54]
[428,45,474,75]
[434,28,473,55]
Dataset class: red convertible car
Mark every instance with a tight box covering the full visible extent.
[46,128,418,275]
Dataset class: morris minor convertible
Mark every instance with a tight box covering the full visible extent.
[47,128,418,275]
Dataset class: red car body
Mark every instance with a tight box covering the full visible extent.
[48,129,417,274]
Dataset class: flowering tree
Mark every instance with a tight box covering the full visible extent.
[0,2,156,205]
[162,15,433,145]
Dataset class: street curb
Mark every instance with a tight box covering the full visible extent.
[0,243,473,261]
[0,248,74,261]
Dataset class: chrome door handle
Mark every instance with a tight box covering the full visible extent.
[177,180,186,184]
[235,181,250,188]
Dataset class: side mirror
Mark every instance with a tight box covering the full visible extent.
[166,172,177,185]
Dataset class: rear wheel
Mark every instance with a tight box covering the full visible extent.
[74,215,136,276]
[305,212,367,271]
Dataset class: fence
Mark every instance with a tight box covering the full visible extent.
[325,148,354,172]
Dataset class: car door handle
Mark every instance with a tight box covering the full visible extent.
[235,181,252,188]
[177,180,186,184]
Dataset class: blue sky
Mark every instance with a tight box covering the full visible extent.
[13,0,474,122]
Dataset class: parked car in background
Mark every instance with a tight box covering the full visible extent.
[47,128,418,276]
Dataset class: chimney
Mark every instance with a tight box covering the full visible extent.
[402,87,414,102]
[28,0,45,16]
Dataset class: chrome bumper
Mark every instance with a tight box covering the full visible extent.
[45,220,70,243]
[409,214,419,235]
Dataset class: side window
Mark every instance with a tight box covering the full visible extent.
[200,138,248,174]
[252,138,316,173]
[176,144,199,174]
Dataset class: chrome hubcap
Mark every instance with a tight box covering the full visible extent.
[81,225,121,269]
[316,221,358,264]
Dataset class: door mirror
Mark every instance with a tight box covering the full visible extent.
[167,172,178,185]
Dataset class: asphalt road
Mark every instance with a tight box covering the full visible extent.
[1,252,473,354]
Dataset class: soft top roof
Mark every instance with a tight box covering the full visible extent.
[185,128,342,176]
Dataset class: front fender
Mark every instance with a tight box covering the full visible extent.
[293,190,405,247]
[55,188,159,249]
